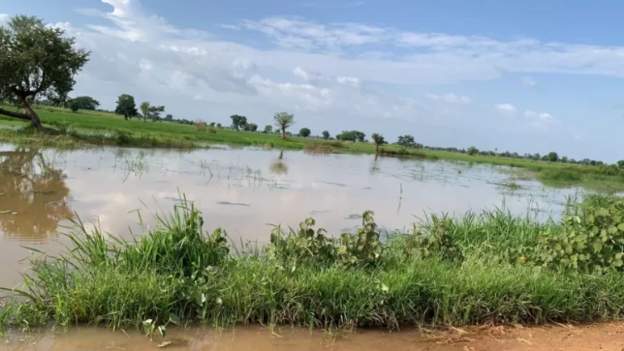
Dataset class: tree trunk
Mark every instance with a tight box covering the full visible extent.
[281,127,286,139]
[18,96,42,130]
[0,107,31,122]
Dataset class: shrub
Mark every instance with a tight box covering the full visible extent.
[538,196,624,272]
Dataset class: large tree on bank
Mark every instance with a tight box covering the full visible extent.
[0,16,89,129]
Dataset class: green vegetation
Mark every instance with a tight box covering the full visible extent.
[0,105,623,191]
[114,94,138,119]
[274,112,294,139]
[3,195,624,332]
[0,16,89,129]
[68,96,99,112]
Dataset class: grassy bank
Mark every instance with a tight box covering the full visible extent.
[1,105,623,191]
[3,195,624,332]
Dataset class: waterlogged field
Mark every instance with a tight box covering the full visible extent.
[0,143,582,286]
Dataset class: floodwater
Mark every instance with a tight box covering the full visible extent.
[0,144,584,286]
[2,323,624,351]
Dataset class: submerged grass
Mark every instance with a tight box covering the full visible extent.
[4,196,624,332]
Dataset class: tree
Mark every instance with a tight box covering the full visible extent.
[147,105,165,121]
[467,146,479,156]
[322,130,330,140]
[299,127,311,137]
[546,151,559,162]
[244,123,258,132]
[336,130,366,142]
[618,160,624,169]
[0,16,89,129]
[263,125,273,133]
[115,94,138,120]
[230,114,247,130]
[371,133,386,154]
[274,112,294,139]
[68,96,99,112]
[140,102,150,121]
[397,134,416,147]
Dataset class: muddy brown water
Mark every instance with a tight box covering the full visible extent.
[0,143,613,350]
[0,143,584,287]
[2,323,624,351]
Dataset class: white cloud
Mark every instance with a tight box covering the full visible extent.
[0,13,9,25]
[336,76,360,87]
[496,103,517,113]
[51,0,607,158]
[293,66,310,81]
[427,93,471,104]
[240,17,624,80]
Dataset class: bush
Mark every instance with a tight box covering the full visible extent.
[539,196,624,272]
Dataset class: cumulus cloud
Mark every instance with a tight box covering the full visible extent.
[240,17,624,80]
[36,0,613,158]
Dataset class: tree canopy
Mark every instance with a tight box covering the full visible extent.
[230,114,247,130]
[68,96,99,112]
[0,16,89,128]
[336,130,366,142]
[115,94,138,119]
[371,133,386,153]
[139,101,165,121]
[274,112,294,139]
[298,127,311,137]
[322,130,330,140]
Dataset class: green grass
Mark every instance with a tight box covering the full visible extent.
[0,104,623,191]
[3,196,624,332]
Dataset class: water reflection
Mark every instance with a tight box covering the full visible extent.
[269,151,288,175]
[0,144,588,287]
[0,148,72,241]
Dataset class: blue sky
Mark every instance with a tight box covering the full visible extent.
[2,0,624,161]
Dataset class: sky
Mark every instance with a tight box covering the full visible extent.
[2,0,624,162]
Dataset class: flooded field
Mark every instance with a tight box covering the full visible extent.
[0,144,584,286]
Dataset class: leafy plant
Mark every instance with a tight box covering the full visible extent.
[405,214,463,262]
[268,211,384,268]
[538,196,624,272]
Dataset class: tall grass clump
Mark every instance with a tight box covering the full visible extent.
[4,195,624,332]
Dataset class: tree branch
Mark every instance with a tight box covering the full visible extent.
[0,107,32,121]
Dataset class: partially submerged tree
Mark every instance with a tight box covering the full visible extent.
[371,133,386,154]
[0,16,89,129]
[274,112,294,139]
[115,94,138,120]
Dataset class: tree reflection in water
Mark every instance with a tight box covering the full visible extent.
[0,148,72,241]
[270,150,288,175]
